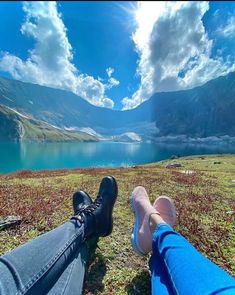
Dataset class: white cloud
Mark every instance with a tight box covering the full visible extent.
[122,1,235,110]
[107,77,120,88]
[216,16,235,38]
[106,67,120,89]
[106,67,114,77]
[0,1,117,109]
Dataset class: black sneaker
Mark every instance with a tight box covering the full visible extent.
[71,176,118,239]
[72,191,92,215]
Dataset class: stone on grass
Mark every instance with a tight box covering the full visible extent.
[0,215,21,230]
[166,163,183,168]
[226,211,235,215]
[179,170,196,175]
[170,155,179,160]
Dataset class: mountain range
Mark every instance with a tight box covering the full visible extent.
[0,71,235,142]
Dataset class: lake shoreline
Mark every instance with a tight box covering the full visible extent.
[1,140,235,173]
[2,153,234,177]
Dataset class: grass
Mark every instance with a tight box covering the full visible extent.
[21,118,98,142]
[0,154,234,294]
[0,104,98,142]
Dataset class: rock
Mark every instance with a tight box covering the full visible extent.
[166,163,183,168]
[170,155,179,160]
[226,211,235,215]
[0,215,21,230]
[214,161,222,164]
[179,170,195,175]
[231,180,235,183]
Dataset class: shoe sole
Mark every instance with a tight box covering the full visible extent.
[130,193,146,256]
[102,176,118,237]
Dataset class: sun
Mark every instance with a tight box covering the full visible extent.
[119,1,166,50]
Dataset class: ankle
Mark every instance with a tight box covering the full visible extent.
[149,213,166,234]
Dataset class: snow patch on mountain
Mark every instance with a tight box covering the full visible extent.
[5,106,30,119]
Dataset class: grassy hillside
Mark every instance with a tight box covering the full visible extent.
[0,155,234,294]
[0,76,149,136]
[0,104,98,142]
[20,118,98,142]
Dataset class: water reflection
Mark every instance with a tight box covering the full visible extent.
[0,141,235,173]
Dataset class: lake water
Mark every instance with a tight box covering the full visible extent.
[1,141,235,174]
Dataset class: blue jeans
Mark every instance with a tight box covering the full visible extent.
[0,220,87,294]
[1,221,235,294]
[150,224,235,295]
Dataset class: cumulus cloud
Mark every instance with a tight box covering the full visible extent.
[122,1,235,110]
[0,1,117,108]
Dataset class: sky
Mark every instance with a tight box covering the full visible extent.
[0,1,235,110]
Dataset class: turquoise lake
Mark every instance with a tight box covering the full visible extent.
[1,141,235,174]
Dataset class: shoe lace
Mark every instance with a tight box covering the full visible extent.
[83,194,103,215]
[76,204,88,214]
[71,195,103,223]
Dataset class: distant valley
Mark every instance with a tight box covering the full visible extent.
[0,72,235,142]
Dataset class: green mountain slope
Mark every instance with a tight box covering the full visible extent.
[0,76,154,140]
[0,76,148,136]
[0,72,235,140]
[0,105,97,142]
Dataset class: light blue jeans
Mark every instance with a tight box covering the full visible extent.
[0,221,234,294]
[149,224,235,295]
[0,220,87,294]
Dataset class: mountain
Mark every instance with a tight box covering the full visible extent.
[0,76,152,139]
[0,105,97,142]
[147,71,235,138]
[0,72,235,141]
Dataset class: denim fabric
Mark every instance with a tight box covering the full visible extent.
[0,220,87,295]
[150,224,235,295]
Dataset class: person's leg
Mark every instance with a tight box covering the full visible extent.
[149,196,180,295]
[150,215,235,295]
[149,251,175,295]
[0,219,86,295]
[130,188,235,295]
[47,242,88,295]
[130,187,174,294]
[48,237,98,295]
[150,194,178,294]
[0,176,118,295]
[0,190,93,295]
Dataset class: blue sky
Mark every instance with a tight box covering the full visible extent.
[0,1,235,110]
